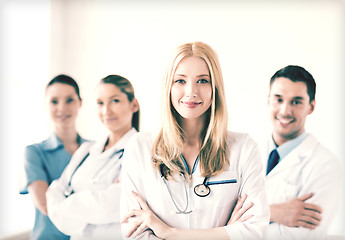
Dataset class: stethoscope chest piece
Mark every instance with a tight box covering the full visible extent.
[194,183,210,197]
[64,188,73,197]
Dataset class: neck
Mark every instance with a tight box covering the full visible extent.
[54,125,80,155]
[179,119,204,174]
[273,129,305,147]
[54,125,78,145]
[104,126,132,151]
[181,118,205,146]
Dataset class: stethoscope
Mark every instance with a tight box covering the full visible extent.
[194,177,211,197]
[64,149,124,197]
[159,164,211,214]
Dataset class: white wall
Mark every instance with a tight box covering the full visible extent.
[0,0,50,237]
[1,0,344,237]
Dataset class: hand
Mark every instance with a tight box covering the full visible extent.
[270,192,322,229]
[122,191,172,239]
[227,194,254,225]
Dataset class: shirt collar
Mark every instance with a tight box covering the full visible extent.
[269,131,309,160]
[42,133,63,150]
[180,155,199,175]
[42,133,87,151]
[112,128,137,150]
[92,128,138,154]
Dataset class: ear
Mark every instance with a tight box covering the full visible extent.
[131,98,139,113]
[308,99,315,114]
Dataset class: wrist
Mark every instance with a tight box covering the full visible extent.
[164,227,179,240]
[269,204,281,223]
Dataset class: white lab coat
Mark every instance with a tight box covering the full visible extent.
[46,128,137,240]
[120,131,270,240]
[262,134,341,240]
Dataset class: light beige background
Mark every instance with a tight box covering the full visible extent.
[1,0,344,237]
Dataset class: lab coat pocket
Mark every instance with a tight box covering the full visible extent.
[195,170,239,227]
[274,180,299,203]
[206,170,239,207]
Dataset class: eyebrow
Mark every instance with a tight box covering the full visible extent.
[50,94,75,99]
[174,74,210,77]
[198,74,210,77]
[96,94,120,101]
[274,94,305,100]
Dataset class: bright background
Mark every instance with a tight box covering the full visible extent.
[1,0,344,237]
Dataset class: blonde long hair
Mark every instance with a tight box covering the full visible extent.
[152,42,229,178]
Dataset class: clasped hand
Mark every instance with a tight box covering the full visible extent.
[122,191,254,239]
[270,192,322,229]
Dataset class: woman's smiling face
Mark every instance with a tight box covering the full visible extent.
[96,83,137,135]
[170,56,212,120]
[46,82,81,129]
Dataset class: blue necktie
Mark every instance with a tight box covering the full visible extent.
[266,149,279,175]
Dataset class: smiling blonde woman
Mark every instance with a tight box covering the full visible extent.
[120,42,269,240]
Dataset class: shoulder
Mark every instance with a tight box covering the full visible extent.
[23,141,53,169]
[24,143,40,152]
[73,140,97,157]
[226,131,262,169]
[227,131,258,150]
[123,131,156,167]
[25,134,62,154]
[24,141,46,159]
[302,134,340,166]
[302,134,337,159]
[127,131,156,148]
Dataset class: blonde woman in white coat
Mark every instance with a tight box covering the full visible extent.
[120,42,269,240]
[46,75,139,239]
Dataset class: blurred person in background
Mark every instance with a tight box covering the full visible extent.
[263,65,341,239]
[46,75,139,239]
[20,74,86,240]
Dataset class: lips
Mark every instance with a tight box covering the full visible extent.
[104,117,117,123]
[56,114,71,121]
[181,101,201,108]
[276,116,294,126]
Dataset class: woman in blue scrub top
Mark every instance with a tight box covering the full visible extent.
[20,74,86,240]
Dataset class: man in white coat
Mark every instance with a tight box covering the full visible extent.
[263,65,341,239]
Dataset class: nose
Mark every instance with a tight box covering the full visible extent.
[279,102,292,116]
[102,103,110,115]
[57,102,66,112]
[185,81,197,98]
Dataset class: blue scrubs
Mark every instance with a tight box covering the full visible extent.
[20,133,86,240]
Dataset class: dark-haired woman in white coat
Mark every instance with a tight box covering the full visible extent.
[47,75,139,239]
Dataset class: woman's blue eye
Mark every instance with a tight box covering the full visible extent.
[175,79,185,84]
[51,100,58,104]
[66,98,74,104]
[197,79,209,83]
[113,99,120,103]
[97,101,103,106]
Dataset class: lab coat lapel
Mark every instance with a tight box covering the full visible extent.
[266,134,318,178]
